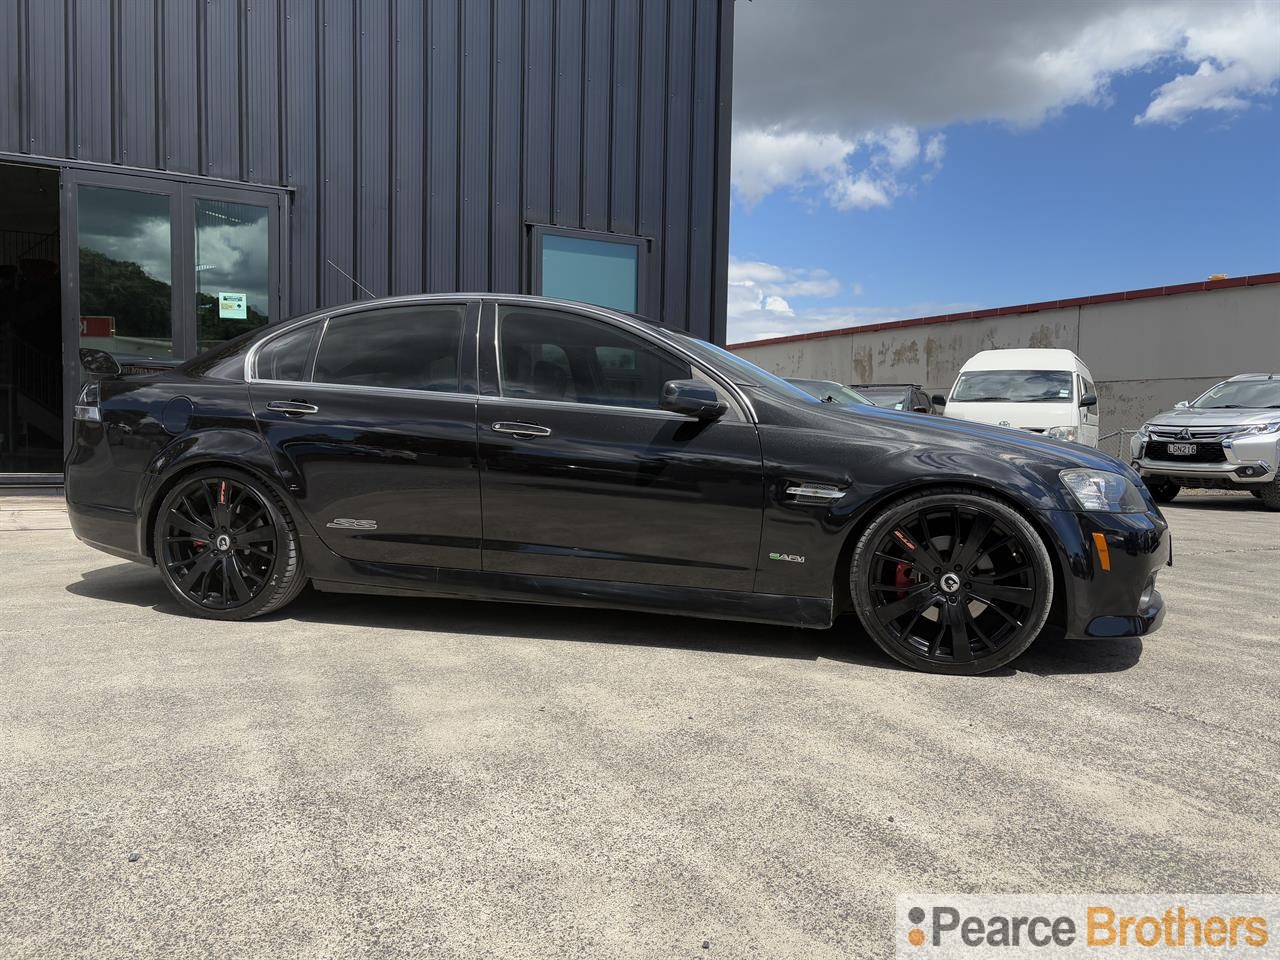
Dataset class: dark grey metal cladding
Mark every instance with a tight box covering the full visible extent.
[0,0,732,341]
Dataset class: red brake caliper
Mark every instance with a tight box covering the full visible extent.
[892,529,919,598]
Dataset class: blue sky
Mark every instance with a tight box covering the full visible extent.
[727,1,1280,342]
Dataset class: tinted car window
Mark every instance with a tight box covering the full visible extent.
[498,307,690,409]
[313,305,465,392]
[254,322,321,382]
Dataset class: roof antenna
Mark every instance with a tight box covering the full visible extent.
[326,258,378,300]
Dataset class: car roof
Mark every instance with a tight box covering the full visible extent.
[958,348,1088,373]
[1226,373,1279,381]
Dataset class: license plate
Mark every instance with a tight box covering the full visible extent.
[1167,443,1197,456]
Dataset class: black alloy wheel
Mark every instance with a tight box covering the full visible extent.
[851,490,1054,674]
[154,469,305,620]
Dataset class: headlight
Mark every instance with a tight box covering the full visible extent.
[1060,468,1146,513]
[1134,423,1152,441]
[1045,426,1078,442]
[1238,420,1280,437]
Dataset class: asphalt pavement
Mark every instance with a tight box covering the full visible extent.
[1,489,1277,959]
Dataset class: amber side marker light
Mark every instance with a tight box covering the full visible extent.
[1092,532,1112,572]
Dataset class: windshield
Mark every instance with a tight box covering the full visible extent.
[855,385,909,409]
[788,380,870,405]
[1191,378,1280,409]
[951,370,1074,403]
[670,334,818,402]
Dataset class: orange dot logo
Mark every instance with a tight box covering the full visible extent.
[908,906,926,947]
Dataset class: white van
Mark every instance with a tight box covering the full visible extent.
[938,348,1099,446]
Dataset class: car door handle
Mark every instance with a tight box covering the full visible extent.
[266,400,319,416]
[492,421,552,438]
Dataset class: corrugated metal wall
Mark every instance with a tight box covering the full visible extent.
[0,0,734,341]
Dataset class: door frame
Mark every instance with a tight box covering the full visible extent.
[58,168,287,454]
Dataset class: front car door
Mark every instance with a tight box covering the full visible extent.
[476,301,764,591]
[248,299,483,569]
[1079,372,1100,446]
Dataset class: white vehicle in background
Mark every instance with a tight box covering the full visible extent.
[935,348,1100,447]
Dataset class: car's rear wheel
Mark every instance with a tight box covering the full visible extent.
[153,468,305,620]
[850,490,1054,675]
[1146,479,1180,503]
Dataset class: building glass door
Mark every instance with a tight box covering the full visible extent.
[18,168,287,482]
[0,162,62,477]
[193,197,274,352]
[75,183,177,362]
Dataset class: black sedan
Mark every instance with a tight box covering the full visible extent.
[67,294,1170,674]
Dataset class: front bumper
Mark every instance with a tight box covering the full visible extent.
[1131,431,1278,486]
[1132,459,1274,486]
[1036,507,1171,640]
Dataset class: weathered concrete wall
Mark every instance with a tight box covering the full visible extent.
[732,283,1280,457]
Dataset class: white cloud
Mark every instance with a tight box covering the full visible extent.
[1139,4,1280,123]
[732,124,937,211]
[731,0,1280,208]
[724,257,969,342]
[924,133,947,166]
[727,257,844,338]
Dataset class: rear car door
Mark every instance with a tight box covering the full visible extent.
[248,300,482,569]
[476,301,764,590]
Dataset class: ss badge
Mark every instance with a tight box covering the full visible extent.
[326,518,378,530]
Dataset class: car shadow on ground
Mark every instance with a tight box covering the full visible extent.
[66,560,1142,676]
[1164,494,1265,512]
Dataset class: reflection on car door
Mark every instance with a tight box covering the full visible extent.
[476,302,764,591]
[249,301,483,569]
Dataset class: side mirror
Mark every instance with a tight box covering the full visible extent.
[1174,400,1190,409]
[79,347,122,378]
[931,394,947,407]
[912,405,930,414]
[660,379,727,420]
[1079,392,1098,408]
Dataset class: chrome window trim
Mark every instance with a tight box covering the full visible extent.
[242,293,757,422]
[247,378,480,403]
[244,296,473,387]
[475,393,750,422]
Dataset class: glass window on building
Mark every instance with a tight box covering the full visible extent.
[535,228,645,315]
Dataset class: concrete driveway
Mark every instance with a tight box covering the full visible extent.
[1,490,1277,958]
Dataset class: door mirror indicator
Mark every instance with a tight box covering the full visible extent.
[1079,392,1098,408]
[931,394,947,407]
[912,405,930,414]
[79,347,122,378]
[660,379,727,420]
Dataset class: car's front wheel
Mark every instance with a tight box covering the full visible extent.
[153,468,306,620]
[1259,480,1280,511]
[1146,479,1180,503]
[850,489,1054,675]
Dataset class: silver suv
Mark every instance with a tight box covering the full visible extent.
[1130,374,1280,510]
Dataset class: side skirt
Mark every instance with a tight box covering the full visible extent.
[310,559,834,629]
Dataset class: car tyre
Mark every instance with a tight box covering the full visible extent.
[1146,479,1180,503]
[1259,480,1280,511]
[850,488,1055,675]
[153,468,306,620]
